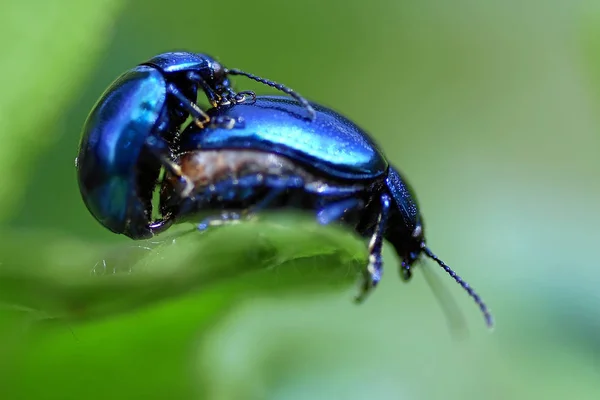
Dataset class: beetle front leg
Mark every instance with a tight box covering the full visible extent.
[186,71,221,107]
[172,77,244,130]
[144,135,194,197]
[166,83,211,128]
[220,86,256,106]
[355,193,391,303]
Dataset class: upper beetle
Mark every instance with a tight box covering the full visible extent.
[160,96,493,328]
[76,51,314,239]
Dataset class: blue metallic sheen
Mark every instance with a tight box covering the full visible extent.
[77,66,168,239]
[385,167,419,230]
[77,52,316,239]
[77,52,235,239]
[144,51,222,75]
[167,95,423,294]
[178,96,388,180]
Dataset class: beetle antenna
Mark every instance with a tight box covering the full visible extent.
[421,244,494,329]
[226,68,316,121]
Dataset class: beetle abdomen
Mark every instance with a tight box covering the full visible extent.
[161,149,367,218]
[177,150,312,189]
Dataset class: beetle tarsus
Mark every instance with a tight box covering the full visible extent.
[197,211,243,232]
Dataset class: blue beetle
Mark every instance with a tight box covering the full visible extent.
[160,95,494,328]
[77,52,314,239]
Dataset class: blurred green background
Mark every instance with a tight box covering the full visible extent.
[1,0,599,399]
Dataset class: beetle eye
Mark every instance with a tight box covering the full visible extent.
[211,61,225,82]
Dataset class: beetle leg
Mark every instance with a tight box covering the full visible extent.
[207,115,245,130]
[166,83,210,128]
[304,182,364,196]
[233,91,256,104]
[316,198,364,225]
[221,87,238,104]
[236,175,305,214]
[355,193,391,303]
[144,135,194,196]
[184,85,243,130]
[218,87,256,106]
[194,188,286,232]
[245,174,304,209]
[148,217,174,236]
[186,71,221,107]
[197,211,243,231]
[195,175,306,232]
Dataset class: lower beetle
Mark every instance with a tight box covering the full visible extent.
[160,96,493,328]
[77,51,314,239]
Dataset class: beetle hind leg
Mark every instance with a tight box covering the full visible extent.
[197,211,243,231]
[355,193,391,303]
[316,198,364,225]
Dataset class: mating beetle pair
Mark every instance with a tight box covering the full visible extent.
[76,53,493,328]
[76,51,314,239]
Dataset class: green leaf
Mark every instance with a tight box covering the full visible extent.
[0,214,367,319]
[0,214,366,398]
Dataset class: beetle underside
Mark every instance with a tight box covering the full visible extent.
[158,149,375,225]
